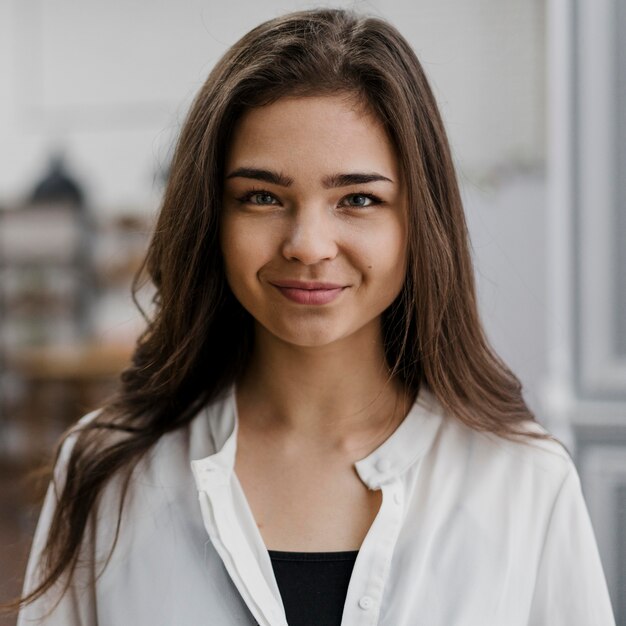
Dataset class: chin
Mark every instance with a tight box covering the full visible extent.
[274,329,346,349]
[262,311,387,351]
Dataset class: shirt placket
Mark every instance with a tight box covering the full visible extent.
[193,462,288,626]
[341,478,405,626]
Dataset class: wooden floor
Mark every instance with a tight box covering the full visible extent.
[0,463,43,626]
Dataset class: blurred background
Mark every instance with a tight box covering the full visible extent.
[0,0,625,623]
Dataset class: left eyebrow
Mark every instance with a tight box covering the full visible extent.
[322,172,394,188]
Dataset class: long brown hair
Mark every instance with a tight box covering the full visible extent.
[14,8,559,610]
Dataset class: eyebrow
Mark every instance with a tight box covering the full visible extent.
[225,168,293,187]
[225,167,393,188]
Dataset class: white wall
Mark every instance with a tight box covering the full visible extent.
[0,0,548,415]
[463,174,547,416]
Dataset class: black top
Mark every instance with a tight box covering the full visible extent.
[268,550,359,626]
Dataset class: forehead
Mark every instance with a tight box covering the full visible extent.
[225,95,400,181]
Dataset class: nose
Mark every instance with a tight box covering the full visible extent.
[281,206,339,265]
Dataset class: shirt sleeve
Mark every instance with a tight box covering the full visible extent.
[527,462,616,625]
[17,427,99,626]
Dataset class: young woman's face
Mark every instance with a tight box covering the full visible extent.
[221,94,407,349]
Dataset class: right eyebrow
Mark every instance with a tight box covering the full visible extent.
[225,167,294,187]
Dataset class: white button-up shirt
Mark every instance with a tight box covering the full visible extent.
[19,387,615,625]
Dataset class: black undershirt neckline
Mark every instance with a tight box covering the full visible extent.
[268,549,359,626]
[267,549,359,560]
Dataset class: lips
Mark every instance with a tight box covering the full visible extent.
[269,280,346,305]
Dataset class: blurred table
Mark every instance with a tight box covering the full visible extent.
[9,343,133,380]
[4,342,134,462]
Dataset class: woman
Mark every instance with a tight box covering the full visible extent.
[16,8,614,626]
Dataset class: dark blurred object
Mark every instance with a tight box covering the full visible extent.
[0,153,94,347]
[0,151,96,463]
[30,153,84,207]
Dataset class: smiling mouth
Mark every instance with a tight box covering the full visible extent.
[269,281,346,305]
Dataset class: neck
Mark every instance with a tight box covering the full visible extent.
[236,320,411,453]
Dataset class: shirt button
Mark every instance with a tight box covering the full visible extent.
[376,458,391,472]
[393,491,402,505]
[359,595,374,610]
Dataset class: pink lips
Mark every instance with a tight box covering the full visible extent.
[270,280,346,305]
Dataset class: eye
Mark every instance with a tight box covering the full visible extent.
[340,193,382,208]
[237,190,279,206]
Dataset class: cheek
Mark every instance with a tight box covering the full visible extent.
[220,216,279,299]
[221,225,252,300]
[364,220,407,283]
[221,217,270,280]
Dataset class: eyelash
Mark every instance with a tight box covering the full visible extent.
[235,188,384,208]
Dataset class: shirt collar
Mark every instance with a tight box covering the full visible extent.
[191,385,443,490]
[354,387,443,488]
[190,389,238,488]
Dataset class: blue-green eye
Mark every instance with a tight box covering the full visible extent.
[341,193,381,208]
[246,191,278,205]
[236,190,279,206]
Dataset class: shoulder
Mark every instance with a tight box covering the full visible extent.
[428,399,577,505]
[413,398,589,569]
[470,418,572,474]
[43,393,225,539]
[60,391,228,478]
[53,394,228,554]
